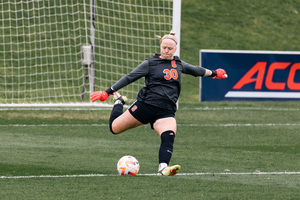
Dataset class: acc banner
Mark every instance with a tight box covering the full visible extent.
[200,50,300,101]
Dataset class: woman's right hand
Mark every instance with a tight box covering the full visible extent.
[90,91,109,102]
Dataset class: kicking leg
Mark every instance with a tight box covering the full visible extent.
[111,109,143,134]
[109,92,143,134]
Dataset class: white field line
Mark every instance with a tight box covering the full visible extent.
[1,172,299,179]
[1,123,300,127]
[178,123,300,127]
[182,107,300,111]
[0,124,108,127]
[1,107,299,111]
[0,107,113,111]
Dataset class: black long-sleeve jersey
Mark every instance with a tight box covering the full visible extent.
[111,54,207,112]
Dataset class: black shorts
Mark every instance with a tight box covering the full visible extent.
[128,100,175,129]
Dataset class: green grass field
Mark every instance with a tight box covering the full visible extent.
[1,101,299,199]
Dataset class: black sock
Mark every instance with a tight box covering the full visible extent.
[159,130,175,165]
[109,104,123,134]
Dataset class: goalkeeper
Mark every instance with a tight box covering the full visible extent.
[90,31,227,176]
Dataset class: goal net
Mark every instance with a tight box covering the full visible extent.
[0,0,179,106]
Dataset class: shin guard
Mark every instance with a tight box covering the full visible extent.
[109,104,123,134]
[159,130,175,165]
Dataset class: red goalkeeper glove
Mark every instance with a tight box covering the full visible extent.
[90,91,109,102]
[212,68,228,79]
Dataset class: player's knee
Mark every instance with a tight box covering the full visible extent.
[110,122,123,134]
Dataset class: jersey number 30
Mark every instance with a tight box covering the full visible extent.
[163,69,178,80]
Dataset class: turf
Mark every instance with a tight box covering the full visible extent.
[1,101,299,199]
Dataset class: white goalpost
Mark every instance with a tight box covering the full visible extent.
[0,0,181,106]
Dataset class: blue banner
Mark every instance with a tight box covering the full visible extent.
[200,50,300,101]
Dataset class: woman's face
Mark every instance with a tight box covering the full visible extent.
[160,39,177,60]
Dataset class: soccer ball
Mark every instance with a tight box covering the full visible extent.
[117,155,140,176]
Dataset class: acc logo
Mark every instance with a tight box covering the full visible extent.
[233,62,300,90]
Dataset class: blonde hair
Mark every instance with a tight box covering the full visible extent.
[157,30,178,45]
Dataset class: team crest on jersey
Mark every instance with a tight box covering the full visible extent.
[171,60,177,68]
[131,105,138,112]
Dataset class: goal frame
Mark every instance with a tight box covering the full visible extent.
[0,0,181,107]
